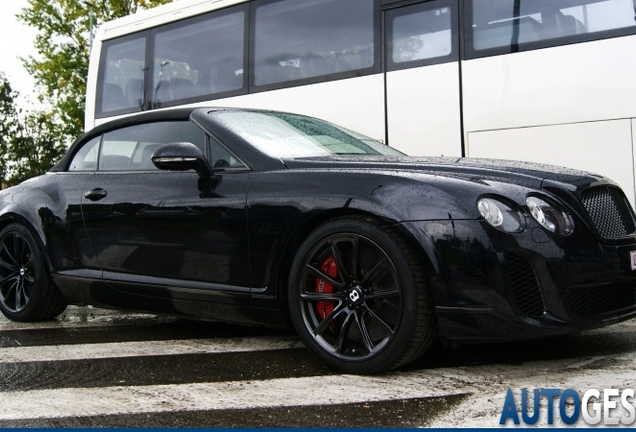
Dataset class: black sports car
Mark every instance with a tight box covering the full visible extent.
[1,107,636,373]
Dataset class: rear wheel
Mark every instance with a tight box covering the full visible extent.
[0,223,67,322]
[288,216,437,374]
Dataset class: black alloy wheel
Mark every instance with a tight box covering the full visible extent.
[289,216,437,374]
[0,224,67,322]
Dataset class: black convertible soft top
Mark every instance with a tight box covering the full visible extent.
[50,108,196,172]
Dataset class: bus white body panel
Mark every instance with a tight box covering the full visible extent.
[91,75,387,144]
[386,63,462,157]
[463,35,636,205]
[633,118,636,192]
[196,75,386,144]
[462,37,636,131]
[467,120,636,205]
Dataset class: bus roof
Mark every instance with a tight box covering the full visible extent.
[98,0,247,40]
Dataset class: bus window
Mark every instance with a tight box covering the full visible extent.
[152,8,246,108]
[386,1,456,71]
[252,0,377,87]
[98,35,147,116]
[469,0,636,55]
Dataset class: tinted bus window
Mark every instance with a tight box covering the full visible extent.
[253,0,376,87]
[386,1,457,71]
[98,35,147,115]
[468,0,636,55]
[152,8,246,108]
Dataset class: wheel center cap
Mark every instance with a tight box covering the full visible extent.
[348,286,364,305]
[19,268,25,277]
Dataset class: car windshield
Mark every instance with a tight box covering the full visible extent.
[209,110,405,158]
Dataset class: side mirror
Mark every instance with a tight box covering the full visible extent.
[152,142,213,179]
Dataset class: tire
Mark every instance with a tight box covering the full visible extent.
[0,223,67,322]
[288,215,437,374]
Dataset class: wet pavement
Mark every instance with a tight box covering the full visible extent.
[0,396,470,428]
[1,306,635,427]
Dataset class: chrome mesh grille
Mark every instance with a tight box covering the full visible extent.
[580,187,636,238]
[566,282,636,316]
[505,251,546,318]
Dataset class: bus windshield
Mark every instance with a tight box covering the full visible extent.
[210,110,405,158]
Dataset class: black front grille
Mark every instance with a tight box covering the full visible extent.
[505,251,546,318]
[581,186,636,238]
[566,282,636,316]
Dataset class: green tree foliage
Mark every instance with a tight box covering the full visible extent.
[17,0,172,141]
[0,73,67,187]
[0,73,18,182]
[5,111,68,187]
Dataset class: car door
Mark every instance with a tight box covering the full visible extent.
[39,135,103,278]
[80,120,252,316]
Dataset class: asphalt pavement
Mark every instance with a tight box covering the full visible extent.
[1,306,635,427]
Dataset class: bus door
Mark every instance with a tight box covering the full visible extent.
[384,0,463,157]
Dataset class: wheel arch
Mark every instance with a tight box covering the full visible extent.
[0,212,53,272]
[271,208,440,325]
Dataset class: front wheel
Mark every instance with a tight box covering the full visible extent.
[0,223,67,322]
[288,216,437,374]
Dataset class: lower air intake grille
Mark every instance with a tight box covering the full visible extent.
[580,186,636,238]
[505,251,546,318]
[566,282,636,316]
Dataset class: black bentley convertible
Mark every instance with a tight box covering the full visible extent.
[1,107,636,373]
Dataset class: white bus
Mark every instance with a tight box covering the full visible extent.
[86,0,636,204]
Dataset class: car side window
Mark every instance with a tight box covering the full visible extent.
[69,136,101,171]
[209,138,245,169]
[99,121,207,171]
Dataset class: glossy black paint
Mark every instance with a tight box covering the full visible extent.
[3,107,636,342]
[151,142,214,179]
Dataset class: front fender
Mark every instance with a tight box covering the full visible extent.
[0,173,92,273]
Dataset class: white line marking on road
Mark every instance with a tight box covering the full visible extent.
[2,359,635,423]
[0,307,174,331]
[0,336,304,364]
[0,373,469,421]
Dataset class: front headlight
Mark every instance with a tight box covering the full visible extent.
[477,198,524,233]
[526,196,573,235]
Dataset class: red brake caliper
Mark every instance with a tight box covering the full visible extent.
[315,255,338,331]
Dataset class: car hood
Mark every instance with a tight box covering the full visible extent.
[283,155,606,189]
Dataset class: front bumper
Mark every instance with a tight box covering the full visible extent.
[399,219,636,343]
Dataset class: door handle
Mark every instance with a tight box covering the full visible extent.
[84,188,108,201]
